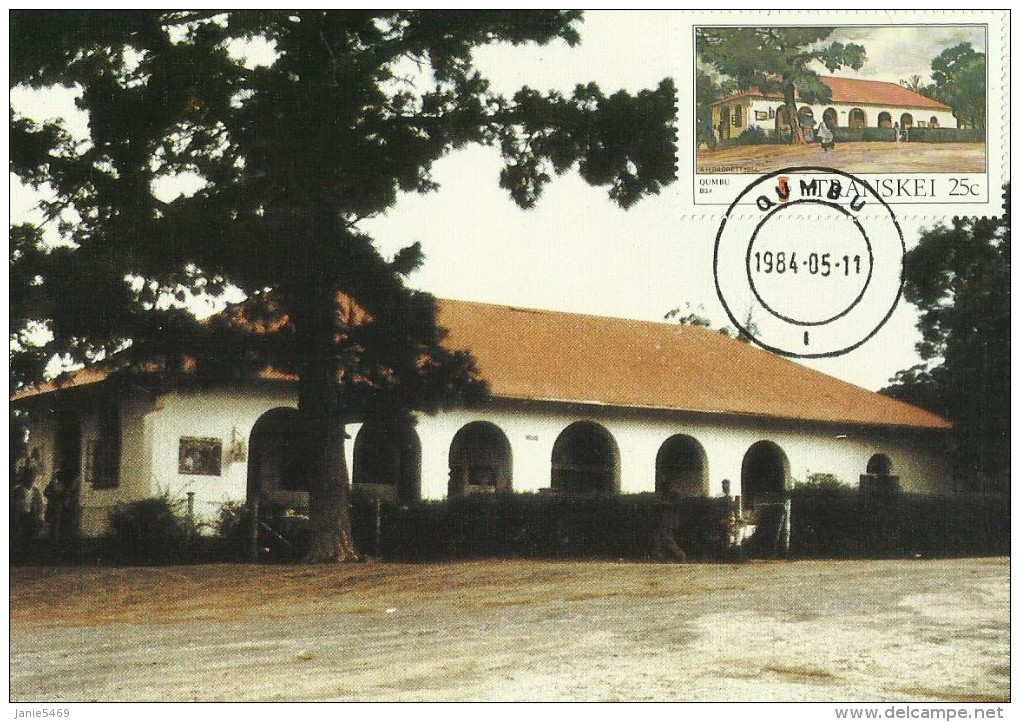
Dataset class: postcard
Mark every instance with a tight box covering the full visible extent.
[9,9,1009,707]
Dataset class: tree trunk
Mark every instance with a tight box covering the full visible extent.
[783,80,804,145]
[294,283,361,563]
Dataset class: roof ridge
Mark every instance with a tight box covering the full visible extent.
[438,296,722,330]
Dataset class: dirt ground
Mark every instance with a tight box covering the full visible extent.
[9,557,1010,702]
[695,141,986,174]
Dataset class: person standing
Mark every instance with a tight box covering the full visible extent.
[44,471,66,551]
[12,450,43,558]
[817,118,835,152]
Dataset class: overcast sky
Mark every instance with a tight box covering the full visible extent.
[825,26,986,85]
[11,11,988,392]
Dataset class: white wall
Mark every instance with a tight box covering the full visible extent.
[21,394,161,535]
[22,387,953,535]
[747,99,956,131]
[79,396,157,534]
[149,386,299,528]
[412,403,951,501]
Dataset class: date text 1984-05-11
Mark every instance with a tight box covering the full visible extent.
[753,252,862,276]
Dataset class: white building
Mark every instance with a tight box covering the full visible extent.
[12,298,951,536]
[710,75,956,140]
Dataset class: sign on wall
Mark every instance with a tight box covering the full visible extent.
[178,437,223,476]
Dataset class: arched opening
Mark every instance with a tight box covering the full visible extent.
[848,108,867,129]
[448,421,512,497]
[774,104,793,131]
[353,419,422,503]
[823,107,838,127]
[655,435,708,497]
[551,421,619,494]
[929,116,940,128]
[867,453,893,475]
[900,112,914,129]
[247,407,310,509]
[798,106,816,139]
[740,440,789,508]
[718,106,731,140]
[877,111,892,128]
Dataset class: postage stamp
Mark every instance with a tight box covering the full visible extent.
[684,12,1009,214]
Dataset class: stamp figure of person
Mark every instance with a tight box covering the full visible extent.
[817,118,835,152]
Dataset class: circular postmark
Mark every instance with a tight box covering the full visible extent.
[714,167,904,358]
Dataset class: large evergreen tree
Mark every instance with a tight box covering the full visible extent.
[882,186,1010,490]
[10,11,676,560]
[695,28,865,143]
[928,43,986,130]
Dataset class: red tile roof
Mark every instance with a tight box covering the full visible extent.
[437,299,950,430]
[713,75,952,111]
[10,364,114,401]
[11,298,950,430]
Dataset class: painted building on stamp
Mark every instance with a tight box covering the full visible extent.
[710,75,956,141]
[11,298,952,536]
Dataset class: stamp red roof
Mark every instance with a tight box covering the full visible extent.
[713,75,952,111]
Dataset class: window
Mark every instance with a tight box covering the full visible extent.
[88,403,121,489]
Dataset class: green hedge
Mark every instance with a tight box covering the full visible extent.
[833,127,897,143]
[718,127,982,147]
[371,490,1008,562]
[907,127,984,143]
[826,127,983,143]
[79,488,1008,564]
[790,488,1009,558]
[365,493,726,562]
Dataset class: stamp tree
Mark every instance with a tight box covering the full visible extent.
[696,27,865,144]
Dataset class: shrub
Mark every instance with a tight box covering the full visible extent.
[106,492,187,564]
[212,500,255,561]
[731,125,770,146]
[801,473,849,491]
